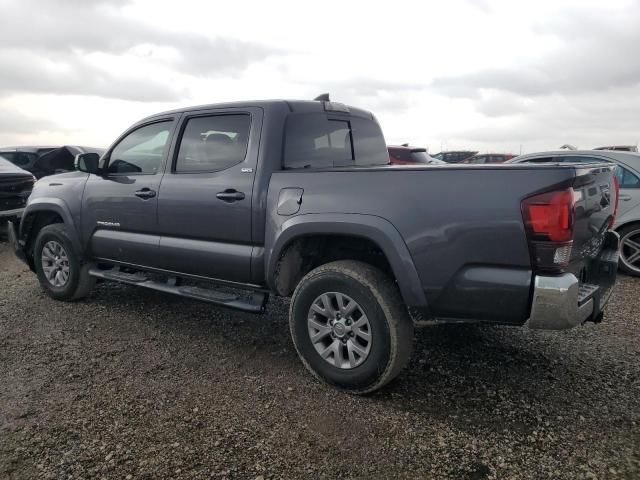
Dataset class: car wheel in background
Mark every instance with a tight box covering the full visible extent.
[618,223,640,277]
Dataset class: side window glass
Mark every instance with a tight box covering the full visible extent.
[616,165,640,188]
[107,121,172,174]
[175,114,251,173]
[556,156,605,164]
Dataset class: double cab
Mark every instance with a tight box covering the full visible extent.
[8,98,619,393]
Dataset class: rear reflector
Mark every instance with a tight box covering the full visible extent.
[522,188,576,273]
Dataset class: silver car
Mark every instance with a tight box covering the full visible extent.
[510,150,640,276]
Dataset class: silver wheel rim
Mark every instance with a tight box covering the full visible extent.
[307,292,372,369]
[620,229,640,274]
[41,240,70,287]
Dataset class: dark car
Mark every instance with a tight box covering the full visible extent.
[432,150,478,163]
[388,145,443,165]
[9,98,620,393]
[32,146,105,179]
[462,153,515,164]
[0,155,35,224]
[0,146,57,173]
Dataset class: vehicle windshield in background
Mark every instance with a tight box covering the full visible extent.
[0,151,39,169]
[411,151,442,164]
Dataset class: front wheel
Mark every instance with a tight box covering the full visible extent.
[33,224,95,301]
[289,260,414,394]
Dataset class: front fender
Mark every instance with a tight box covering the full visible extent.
[265,213,428,307]
[20,198,82,255]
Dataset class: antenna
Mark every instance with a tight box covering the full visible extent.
[313,93,330,101]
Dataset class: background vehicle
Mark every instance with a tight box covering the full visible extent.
[0,155,35,226]
[432,150,477,163]
[388,145,444,165]
[9,99,619,393]
[462,153,515,164]
[32,146,105,178]
[594,146,638,152]
[0,146,56,174]
[510,150,640,276]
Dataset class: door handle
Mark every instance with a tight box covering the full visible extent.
[134,188,156,199]
[619,194,632,201]
[216,189,245,202]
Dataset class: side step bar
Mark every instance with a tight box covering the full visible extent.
[88,267,268,313]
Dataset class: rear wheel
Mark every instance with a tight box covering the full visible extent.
[34,224,95,300]
[618,223,640,276]
[289,260,414,394]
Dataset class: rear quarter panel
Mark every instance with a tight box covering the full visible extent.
[266,164,578,324]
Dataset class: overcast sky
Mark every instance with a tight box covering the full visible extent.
[0,0,639,153]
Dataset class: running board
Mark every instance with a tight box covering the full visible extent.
[88,268,268,313]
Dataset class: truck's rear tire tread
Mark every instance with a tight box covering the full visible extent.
[289,260,414,394]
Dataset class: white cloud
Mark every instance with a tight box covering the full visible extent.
[0,0,638,153]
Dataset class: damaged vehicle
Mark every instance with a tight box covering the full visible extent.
[8,98,620,393]
[0,155,35,225]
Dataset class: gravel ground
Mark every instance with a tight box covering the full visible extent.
[1,240,639,479]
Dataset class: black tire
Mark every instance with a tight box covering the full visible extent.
[618,223,640,277]
[33,224,95,301]
[289,260,414,394]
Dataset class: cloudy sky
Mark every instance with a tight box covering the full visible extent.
[1,0,639,153]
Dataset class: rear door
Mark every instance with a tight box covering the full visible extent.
[82,119,176,266]
[614,164,640,219]
[156,107,262,283]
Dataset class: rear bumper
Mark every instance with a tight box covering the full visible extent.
[526,231,619,330]
[6,220,29,265]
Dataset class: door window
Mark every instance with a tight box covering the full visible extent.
[107,121,173,175]
[175,114,251,173]
[615,165,640,188]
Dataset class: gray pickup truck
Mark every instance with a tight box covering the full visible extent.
[8,98,620,393]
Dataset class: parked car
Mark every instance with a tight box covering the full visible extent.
[432,150,478,163]
[461,153,515,164]
[388,145,444,165]
[509,150,640,276]
[0,146,57,174]
[31,146,105,178]
[8,98,619,393]
[594,146,638,152]
[0,155,35,224]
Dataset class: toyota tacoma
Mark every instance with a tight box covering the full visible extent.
[8,98,619,393]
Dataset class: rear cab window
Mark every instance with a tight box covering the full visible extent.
[283,112,388,169]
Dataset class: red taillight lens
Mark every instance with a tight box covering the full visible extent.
[610,174,619,228]
[522,189,575,242]
[522,188,576,273]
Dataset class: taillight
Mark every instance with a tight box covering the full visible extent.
[522,188,576,273]
[610,174,619,228]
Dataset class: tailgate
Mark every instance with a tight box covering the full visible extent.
[569,164,618,278]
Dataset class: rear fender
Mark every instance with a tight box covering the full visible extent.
[265,213,427,307]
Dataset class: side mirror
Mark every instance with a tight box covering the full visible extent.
[75,153,101,174]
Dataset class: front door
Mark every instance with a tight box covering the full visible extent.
[82,119,176,267]
[156,108,262,284]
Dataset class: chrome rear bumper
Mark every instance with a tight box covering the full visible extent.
[526,233,619,330]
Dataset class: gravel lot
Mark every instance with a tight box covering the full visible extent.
[1,240,639,479]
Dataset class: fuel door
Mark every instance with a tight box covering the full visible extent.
[277,188,303,216]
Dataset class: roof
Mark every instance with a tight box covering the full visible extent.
[143,99,375,123]
[513,149,640,169]
[0,146,57,153]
